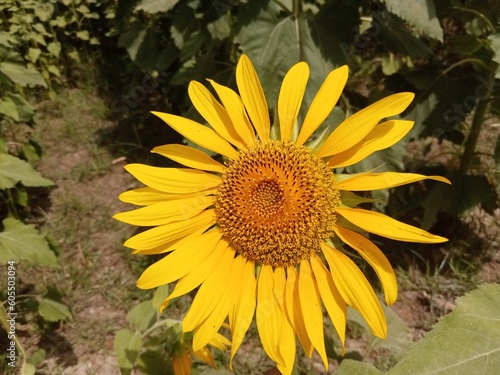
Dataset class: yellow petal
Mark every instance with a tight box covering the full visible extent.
[192,347,216,367]
[321,243,387,338]
[285,267,313,356]
[152,144,225,173]
[335,172,451,191]
[296,65,349,146]
[273,267,296,374]
[333,225,397,305]
[188,81,246,150]
[209,79,256,148]
[316,92,415,158]
[124,209,216,250]
[209,332,231,350]
[229,259,256,369]
[309,253,347,351]
[236,54,270,142]
[137,229,221,289]
[278,62,309,141]
[328,120,414,168]
[182,244,235,332]
[192,255,246,351]
[298,260,328,369]
[336,207,448,243]
[161,234,229,311]
[113,195,213,226]
[256,264,284,366]
[134,223,212,255]
[124,164,221,194]
[119,186,217,206]
[152,111,238,159]
[173,352,191,375]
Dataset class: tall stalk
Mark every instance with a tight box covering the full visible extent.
[292,0,302,17]
[459,63,497,174]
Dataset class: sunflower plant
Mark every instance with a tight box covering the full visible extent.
[115,54,450,374]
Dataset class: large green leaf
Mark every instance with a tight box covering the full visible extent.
[377,14,432,58]
[0,218,57,266]
[380,0,443,41]
[0,62,47,88]
[386,284,500,375]
[336,360,383,375]
[0,154,53,188]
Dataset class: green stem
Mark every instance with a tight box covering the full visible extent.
[459,63,496,174]
[292,0,302,17]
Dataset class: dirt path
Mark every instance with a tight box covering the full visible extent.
[33,87,137,374]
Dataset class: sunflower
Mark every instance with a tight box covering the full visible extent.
[114,54,450,374]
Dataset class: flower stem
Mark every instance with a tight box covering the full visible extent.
[459,63,496,174]
[292,0,302,17]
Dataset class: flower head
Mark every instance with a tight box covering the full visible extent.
[115,54,450,374]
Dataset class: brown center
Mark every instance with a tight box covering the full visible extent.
[215,141,340,267]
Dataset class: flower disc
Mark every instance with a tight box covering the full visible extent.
[216,141,340,267]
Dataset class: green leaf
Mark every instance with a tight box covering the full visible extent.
[0,32,17,47]
[47,65,61,77]
[115,328,142,375]
[26,48,42,64]
[6,93,35,123]
[380,0,443,41]
[489,33,500,79]
[38,298,71,322]
[118,27,147,61]
[336,359,383,375]
[377,15,432,58]
[0,62,47,88]
[423,173,493,221]
[0,218,57,266]
[47,41,61,57]
[0,97,19,121]
[348,305,412,362]
[387,284,500,375]
[35,2,55,22]
[152,284,170,311]
[76,30,90,41]
[27,348,46,367]
[0,154,53,188]
[127,301,156,331]
[21,363,36,375]
[135,0,179,14]
[207,12,232,40]
[76,4,90,14]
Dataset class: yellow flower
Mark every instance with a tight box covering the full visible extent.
[115,54,450,374]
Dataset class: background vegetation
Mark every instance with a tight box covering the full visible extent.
[0,0,499,374]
